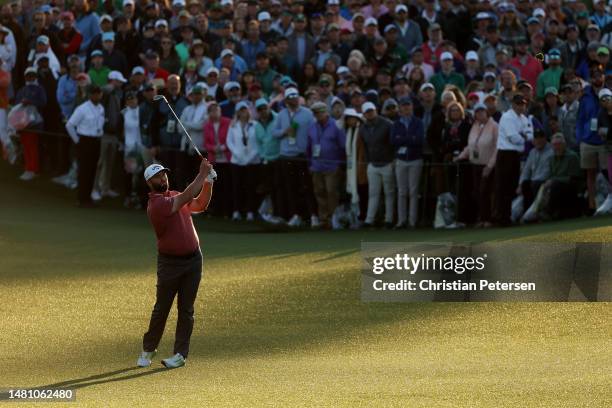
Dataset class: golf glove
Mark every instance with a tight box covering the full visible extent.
[207,168,217,183]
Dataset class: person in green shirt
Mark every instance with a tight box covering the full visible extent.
[87,50,110,87]
[430,51,465,102]
[175,25,195,67]
[254,98,282,222]
[535,48,563,100]
[254,53,278,98]
[546,132,583,219]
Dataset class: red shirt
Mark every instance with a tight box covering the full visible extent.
[147,190,199,256]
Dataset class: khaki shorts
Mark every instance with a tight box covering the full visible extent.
[580,142,607,169]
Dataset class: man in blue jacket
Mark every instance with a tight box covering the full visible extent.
[576,66,607,213]
[307,102,346,229]
[391,96,424,228]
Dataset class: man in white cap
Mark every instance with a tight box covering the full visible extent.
[272,87,318,227]
[393,3,423,53]
[429,51,465,101]
[137,159,214,369]
[358,101,396,228]
[90,70,127,201]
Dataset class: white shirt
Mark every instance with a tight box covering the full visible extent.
[122,106,141,152]
[179,101,208,153]
[66,100,105,143]
[28,49,61,79]
[226,120,260,165]
[497,108,533,152]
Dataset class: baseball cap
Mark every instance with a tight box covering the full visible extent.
[102,31,115,42]
[123,0,135,6]
[36,35,50,45]
[344,108,362,120]
[533,8,545,18]
[587,24,600,32]
[544,86,558,96]
[255,98,268,109]
[526,16,540,25]
[155,19,168,28]
[473,103,487,111]
[512,94,527,105]
[108,70,127,83]
[517,80,532,90]
[384,24,398,34]
[382,98,398,110]
[597,46,610,56]
[598,88,612,100]
[361,101,376,113]
[548,48,561,59]
[428,23,441,32]
[284,87,299,99]
[91,49,104,57]
[336,66,349,76]
[223,81,241,92]
[484,71,496,80]
[220,0,233,5]
[24,66,37,76]
[131,66,145,75]
[395,4,407,13]
[311,101,328,113]
[206,67,219,76]
[258,11,271,21]
[235,100,249,111]
[398,96,413,105]
[365,17,378,27]
[476,12,490,20]
[466,51,479,61]
[100,14,113,23]
[145,50,159,59]
[60,11,74,20]
[440,51,453,61]
[221,49,234,58]
[144,163,170,181]
[419,82,435,92]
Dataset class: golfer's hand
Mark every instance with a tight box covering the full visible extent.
[199,158,212,178]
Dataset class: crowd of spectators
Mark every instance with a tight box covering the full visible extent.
[1,0,611,229]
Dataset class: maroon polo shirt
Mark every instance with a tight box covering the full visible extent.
[147,190,199,256]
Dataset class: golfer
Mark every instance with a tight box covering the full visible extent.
[137,159,214,368]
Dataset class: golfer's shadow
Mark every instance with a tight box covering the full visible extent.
[33,366,168,391]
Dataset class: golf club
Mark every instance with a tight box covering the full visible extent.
[154,94,217,181]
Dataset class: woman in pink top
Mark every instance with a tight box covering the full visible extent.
[455,103,499,227]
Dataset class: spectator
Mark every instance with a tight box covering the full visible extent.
[558,83,581,151]
[153,74,189,189]
[121,90,146,209]
[227,100,261,221]
[66,84,104,207]
[343,108,367,220]
[57,11,83,61]
[391,96,423,228]
[509,37,542,89]
[92,70,126,201]
[536,49,563,100]
[307,101,346,229]
[519,129,553,211]
[15,67,47,181]
[203,101,233,217]
[595,88,612,215]
[73,0,101,54]
[455,103,498,227]
[546,133,583,220]
[88,50,110,87]
[179,84,208,177]
[158,34,181,75]
[392,4,422,54]
[540,87,562,138]
[421,23,443,66]
[430,52,465,102]
[359,101,395,228]
[576,66,607,213]
[28,35,61,79]
[495,94,533,226]
[272,87,317,227]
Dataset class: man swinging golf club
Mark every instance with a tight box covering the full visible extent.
[137,158,214,369]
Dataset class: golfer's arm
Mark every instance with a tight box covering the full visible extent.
[171,173,206,213]
[189,181,213,213]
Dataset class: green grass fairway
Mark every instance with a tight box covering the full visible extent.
[1,162,611,407]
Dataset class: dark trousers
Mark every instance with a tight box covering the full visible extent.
[230,163,259,213]
[472,164,495,223]
[143,251,202,359]
[521,179,544,210]
[260,160,283,216]
[277,156,317,219]
[76,136,101,205]
[494,150,521,226]
[208,162,233,217]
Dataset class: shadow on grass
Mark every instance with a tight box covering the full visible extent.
[30,367,168,391]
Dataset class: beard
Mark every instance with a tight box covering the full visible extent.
[152,183,168,193]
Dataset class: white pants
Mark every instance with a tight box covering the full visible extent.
[395,158,423,227]
[366,162,395,224]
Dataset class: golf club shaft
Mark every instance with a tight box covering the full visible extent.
[159,96,204,159]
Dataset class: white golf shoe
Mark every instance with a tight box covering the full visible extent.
[161,353,186,368]
[137,350,157,367]
[311,215,321,228]
[287,214,302,227]
[594,194,612,216]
